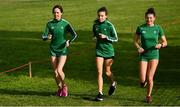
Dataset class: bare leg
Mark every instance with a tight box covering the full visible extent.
[96,57,104,93]
[105,58,117,96]
[104,58,114,84]
[146,59,159,97]
[57,56,67,86]
[139,61,148,84]
[51,56,61,88]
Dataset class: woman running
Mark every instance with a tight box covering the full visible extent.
[93,7,118,101]
[134,8,167,103]
[42,5,77,97]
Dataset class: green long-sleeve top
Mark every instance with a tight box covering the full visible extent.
[42,18,77,54]
[93,19,118,57]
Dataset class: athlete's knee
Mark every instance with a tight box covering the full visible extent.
[57,69,64,77]
[97,71,103,76]
[97,71,103,80]
[147,77,153,84]
[97,67,103,74]
[105,71,112,77]
[105,66,111,75]
[54,70,58,76]
[57,67,63,72]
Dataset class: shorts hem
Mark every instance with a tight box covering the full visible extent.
[96,55,114,59]
[50,54,67,57]
[139,58,159,62]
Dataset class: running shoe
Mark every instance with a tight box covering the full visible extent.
[61,85,68,97]
[95,92,103,101]
[108,81,117,96]
[145,96,152,103]
[56,88,62,96]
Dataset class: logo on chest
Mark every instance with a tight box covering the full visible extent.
[142,30,146,34]
[61,26,64,29]
[51,26,54,30]
[154,30,157,34]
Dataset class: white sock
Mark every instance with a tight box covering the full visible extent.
[112,81,116,86]
[99,91,103,95]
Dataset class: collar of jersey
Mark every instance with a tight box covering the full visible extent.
[145,23,156,28]
[53,18,62,23]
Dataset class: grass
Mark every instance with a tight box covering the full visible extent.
[0,0,180,106]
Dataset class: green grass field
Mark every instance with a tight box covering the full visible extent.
[0,0,180,106]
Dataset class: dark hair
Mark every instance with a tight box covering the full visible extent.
[97,6,108,15]
[145,8,156,16]
[52,5,63,13]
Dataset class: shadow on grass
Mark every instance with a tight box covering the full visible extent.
[155,45,180,86]
[0,88,55,96]
[0,88,96,99]
[69,93,143,103]
[0,88,109,102]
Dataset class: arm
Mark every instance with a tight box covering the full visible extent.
[106,25,118,42]
[66,24,77,46]
[161,36,167,47]
[92,24,97,40]
[155,35,167,49]
[42,23,49,41]
[133,34,144,53]
[155,26,167,49]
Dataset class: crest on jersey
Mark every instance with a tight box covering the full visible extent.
[154,30,157,34]
[51,27,54,29]
[142,31,146,34]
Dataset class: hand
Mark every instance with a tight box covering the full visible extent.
[99,33,107,39]
[48,34,52,40]
[65,40,70,47]
[138,47,144,54]
[155,43,162,49]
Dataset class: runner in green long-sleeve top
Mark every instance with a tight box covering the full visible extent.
[92,7,118,101]
[42,5,77,97]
